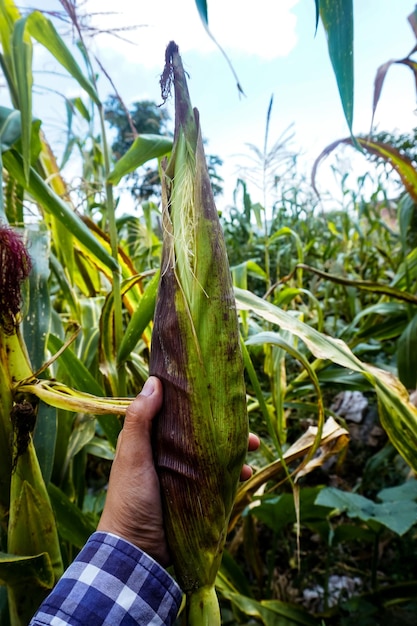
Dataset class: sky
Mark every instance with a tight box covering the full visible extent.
[18,0,417,210]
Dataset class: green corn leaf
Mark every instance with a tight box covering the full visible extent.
[314,0,320,33]
[62,417,95,479]
[219,551,253,599]
[49,254,79,319]
[100,273,154,395]
[3,150,118,271]
[117,270,159,364]
[0,0,20,60]
[47,483,96,549]
[356,316,408,343]
[107,134,172,185]
[47,334,121,449]
[319,0,354,133]
[295,262,417,305]
[75,215,144,308]
[99,289,119,398]
[0,551,53,588]
[397,315,417,389]
[26,11,99,105]
[48,334,104,397]
[21,228,51,371]
[70,96,91,122]
[313,137,417,203]
[193,0,244,95]
[194,0,208,24]
[235,287,417,472]
[344,302,407,334]
[0,105,20,218]
[0,106,22,151]
[11,16,32,182]
[269,226,304,263]
[246,330,325,462]
[85,436,115,461]
[6,437,63,623]
[0,350,13,515]
[33,402,56,486]
[216,583,320,626]
[8,442,63,582]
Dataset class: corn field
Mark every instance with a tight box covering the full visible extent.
[2,1,417,625]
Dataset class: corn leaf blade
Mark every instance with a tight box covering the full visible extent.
[319,0,354,133]
[107,134,172,185]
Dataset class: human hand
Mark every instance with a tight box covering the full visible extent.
[98,376,259,567]
[98,377,169,565]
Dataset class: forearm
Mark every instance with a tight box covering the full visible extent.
[30,531,182,626]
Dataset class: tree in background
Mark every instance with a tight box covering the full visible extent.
[104,96,170,202]
[105,95,223,202]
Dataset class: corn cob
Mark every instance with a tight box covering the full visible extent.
[149,42,248,625]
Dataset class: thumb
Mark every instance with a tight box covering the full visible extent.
[116,376,163,465]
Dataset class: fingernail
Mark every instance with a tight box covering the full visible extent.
[141,377,155,397]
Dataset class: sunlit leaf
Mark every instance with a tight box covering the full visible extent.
[3,149,119,271]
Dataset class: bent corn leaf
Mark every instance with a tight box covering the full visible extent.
[235,287,417,473]
[312,137,417,203]
[107,134,172,185]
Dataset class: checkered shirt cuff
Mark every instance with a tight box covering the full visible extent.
[30,531,182,626]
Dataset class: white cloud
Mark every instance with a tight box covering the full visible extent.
[205,0,299,59]
[82,0,299,66]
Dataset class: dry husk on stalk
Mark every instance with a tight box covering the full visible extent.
[149,42,248,625]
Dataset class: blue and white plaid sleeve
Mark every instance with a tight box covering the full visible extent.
[30,531,182,626]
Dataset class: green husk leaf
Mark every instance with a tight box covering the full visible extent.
[150,42,248,624]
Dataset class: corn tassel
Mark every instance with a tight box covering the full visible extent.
[150,42,248,625]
